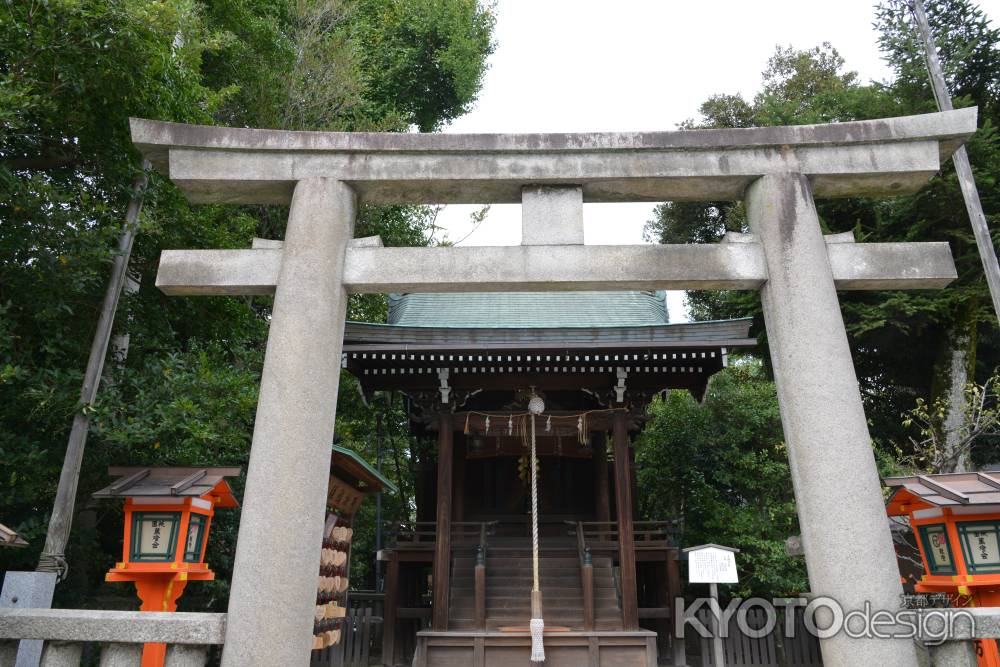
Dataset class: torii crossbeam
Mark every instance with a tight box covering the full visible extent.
[132,108,976,667]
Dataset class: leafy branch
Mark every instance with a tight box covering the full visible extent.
[900,369,1000,472]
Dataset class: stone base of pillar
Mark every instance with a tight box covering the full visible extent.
[1,571,58,667]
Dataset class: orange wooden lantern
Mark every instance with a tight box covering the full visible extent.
[94,467,240,667]
[886,472,1000,667]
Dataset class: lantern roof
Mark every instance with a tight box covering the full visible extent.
[92,467,241,509]
[884,471,1000,515]
[332,445,397,495]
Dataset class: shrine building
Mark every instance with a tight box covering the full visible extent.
[342,290,753,665]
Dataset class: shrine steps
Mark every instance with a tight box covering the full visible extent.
[412,630,659,667]
[448,551,624,631]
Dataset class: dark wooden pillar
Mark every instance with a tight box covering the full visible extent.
[613,411,639,630]
[381,552,400,666]
[666,548,686,665]
[431,411,454,630]
[453,437,466,523]
[593,434,611,524]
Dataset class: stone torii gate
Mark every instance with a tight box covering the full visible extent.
[132,108,975,667]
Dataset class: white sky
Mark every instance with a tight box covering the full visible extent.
[433,0,1000,322]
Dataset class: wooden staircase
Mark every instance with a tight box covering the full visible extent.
[449,537,623,631]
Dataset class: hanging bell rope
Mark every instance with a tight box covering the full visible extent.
[527,393,545,662]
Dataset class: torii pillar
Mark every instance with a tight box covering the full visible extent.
[223,179,356,665]
[747,174,915,666]
[133,108,978,667]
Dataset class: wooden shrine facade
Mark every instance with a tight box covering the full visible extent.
[343,312,754,666]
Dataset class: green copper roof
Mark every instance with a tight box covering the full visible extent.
[331,445,397,495]
[387,291,669,328]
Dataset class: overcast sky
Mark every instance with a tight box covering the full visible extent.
[433,0,1000,322]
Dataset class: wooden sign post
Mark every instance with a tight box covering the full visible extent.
[684,544,740,667]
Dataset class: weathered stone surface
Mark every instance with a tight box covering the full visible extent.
[746,173,917,667]
[827,242,956,289]
[157,249,282,296]
[916,607,1000,640]
[154,242,956,296]
[251,235,382,250]
[219,179,356,667]
[2,641,18,666]
[1,572,57,667]
[129,109,976,204]
[164,645,208,667]
[913,608,984,665]
[131,109,974,162]
[98,643,142,667]
[0,610,225,645]
[39,641,82,667]
[928,642,978,667]
[521,185,584,245]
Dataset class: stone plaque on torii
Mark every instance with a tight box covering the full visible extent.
[130,108,975,667]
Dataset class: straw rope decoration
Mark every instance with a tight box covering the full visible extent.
[463,407,622,446]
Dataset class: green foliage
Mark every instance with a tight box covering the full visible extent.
[877,0,1000,117]
[896,368,1000,472]
[330,383,416,586]
[352,0,496,131]
[636,360,807,597]
[645,4,1000,462]
[0,0,493,606]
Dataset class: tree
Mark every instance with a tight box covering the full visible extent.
[636,360,807,598]
[0,0,494,606]
[644,4,1000,467]
[898,370,1000,472]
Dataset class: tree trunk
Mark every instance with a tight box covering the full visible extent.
[932,302,979,472]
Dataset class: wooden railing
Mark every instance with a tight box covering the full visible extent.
[474,523,488,631]
[386,521,494,635]
[0,609,225,667]
[566,520,679,551]
[574,522,595,631]
[569,519,681,635]
[392,521,496,549]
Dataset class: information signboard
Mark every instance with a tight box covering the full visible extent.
[687,545,739,584]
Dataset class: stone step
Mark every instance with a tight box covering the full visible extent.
[455,567,613,575]
[449,614,623,626]
[452,597,621,610]
[455,587,617,597]
[454,557,583,565]
[452,585,616,595]
[450,605,621,617]
[452,600,617,611]
[477,573,614,580]
[449,620,626,632]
